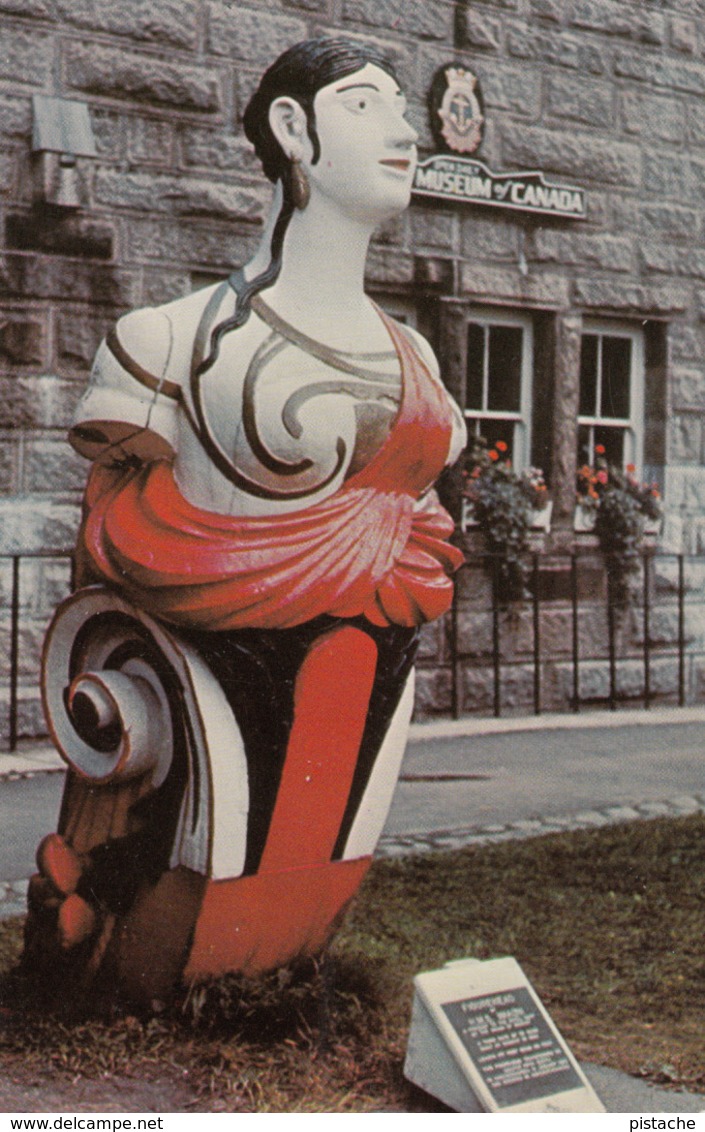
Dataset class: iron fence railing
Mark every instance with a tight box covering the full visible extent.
[441,549,697,720]
[1,547,703,750]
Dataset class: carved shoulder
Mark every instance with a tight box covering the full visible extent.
[115,307,176,384]
[69,287,229,466]
[70,306,181,466]
[115,284,227,381]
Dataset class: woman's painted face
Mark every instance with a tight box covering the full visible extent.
[307,63,418,222]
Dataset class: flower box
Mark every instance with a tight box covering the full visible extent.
[573,503,597,533]
[462,498,552,534]
[573,505,662,538]
[530,500,552,532]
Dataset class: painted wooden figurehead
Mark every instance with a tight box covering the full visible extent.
[25,37,466,1008]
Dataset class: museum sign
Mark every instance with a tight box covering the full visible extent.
[413,155,586,219]
[415,64,587,220]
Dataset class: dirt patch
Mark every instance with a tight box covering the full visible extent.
[0,1054,207,1113]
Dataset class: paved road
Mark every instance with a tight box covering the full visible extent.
[384,718,705,838]
[3,710,705,899]
[3,772,64,883]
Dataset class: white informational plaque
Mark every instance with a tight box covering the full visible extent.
[404,956,605,1113]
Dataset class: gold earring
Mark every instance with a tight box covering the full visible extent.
[290,156,310,210]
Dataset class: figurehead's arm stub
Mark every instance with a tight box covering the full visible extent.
[70,308,180,467]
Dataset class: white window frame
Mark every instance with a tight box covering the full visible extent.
[578,319,645,473]
[463,308,534,473]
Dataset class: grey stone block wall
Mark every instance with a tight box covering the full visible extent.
[1,0,705,735]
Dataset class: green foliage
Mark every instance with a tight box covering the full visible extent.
[463,436,548,601]
[577,449,662,606]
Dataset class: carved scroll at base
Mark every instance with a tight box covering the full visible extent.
[25,585,249,1007]
[24,586,413,1009]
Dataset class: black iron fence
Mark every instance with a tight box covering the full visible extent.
[2,547,704,750]
[427,548,701,720]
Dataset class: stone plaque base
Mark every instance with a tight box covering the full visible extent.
[404,956,605,1113]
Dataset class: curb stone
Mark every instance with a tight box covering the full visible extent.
[374,793,705,859]
[1,793,703,917]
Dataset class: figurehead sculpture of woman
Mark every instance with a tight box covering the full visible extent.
[26,37,466,1007]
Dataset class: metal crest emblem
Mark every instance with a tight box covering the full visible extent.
[434,66,484,155]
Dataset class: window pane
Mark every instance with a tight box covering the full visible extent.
[488,325,522,412]
[465,418,517,464]
[466,323,485,411]
[600,336,631,419]
[483,419,516,461]
[594,425,625,467]
[579,334,598,417]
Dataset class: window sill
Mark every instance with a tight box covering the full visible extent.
[574,503,596,533]
[461,499,552,534]
[573,504,662,538]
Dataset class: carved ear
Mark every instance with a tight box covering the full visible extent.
[268,97,308,160]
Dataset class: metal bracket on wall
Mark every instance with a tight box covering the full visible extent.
[31,94,97,209]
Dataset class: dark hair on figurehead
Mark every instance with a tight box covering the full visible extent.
[198,36,399,375]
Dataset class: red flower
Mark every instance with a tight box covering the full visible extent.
[595,444,606,455]
[496,440,508,452]
[489,450,499,461]
[626,463,636,473]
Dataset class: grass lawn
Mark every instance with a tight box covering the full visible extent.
[0,814,703,1112]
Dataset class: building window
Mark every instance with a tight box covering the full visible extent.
[578,321,644,471]
[464,310,533,470]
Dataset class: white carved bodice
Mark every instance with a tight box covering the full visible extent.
[71,283,465,517]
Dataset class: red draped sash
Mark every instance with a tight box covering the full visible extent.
[79,313,464,630]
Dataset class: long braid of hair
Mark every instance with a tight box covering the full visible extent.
[195,193,295,377]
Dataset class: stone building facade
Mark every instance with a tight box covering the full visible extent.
[1,0,705,735]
